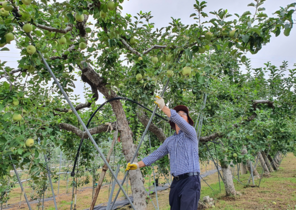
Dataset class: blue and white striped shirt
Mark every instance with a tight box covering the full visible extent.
[142,109,200,176]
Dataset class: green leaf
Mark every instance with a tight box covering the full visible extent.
[0,47,9,51]
[241,34,249,43]
[242,11,252,16]
[201,12,208,17]
[190,13,197,17]
[247,3,255,7]
[66,13,75,24]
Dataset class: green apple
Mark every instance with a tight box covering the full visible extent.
[205,31,213,40]
[13,113,22,121]
[26,138,34,147]
[0,8,9,16]
[68,109,72,113]
[22,0,32,5]
[233,153,237,158]
[5,33,14,42]
[107,1,115,10]
[23,23,33,33]
[19,11,31,21]
[59,36,67,45]
[167,70,174,77]
[198,46,206,53]
[79,42,87,49]
[3,2,13,12]
[100,11,106,18]
[152,57,158,64]
[136,73,142,81]
[130,37,136,45]
[13,99,19,106]
[138,57,143,61]
[182,67,191,76]
[229,29,236,38]
[75,13,84,22]
[272,202,276,205]
[166,54,172,62]
[26,45,36,54]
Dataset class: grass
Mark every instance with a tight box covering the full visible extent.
[4,153,296,209]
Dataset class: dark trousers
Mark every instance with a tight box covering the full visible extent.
[169,175,201,210]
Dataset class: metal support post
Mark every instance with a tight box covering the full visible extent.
[106,163,120,210]
[110,79,170,209]
[9,155,32,210]
[58,151,62,194]
[44,155,58,210]
[37,51,136,210]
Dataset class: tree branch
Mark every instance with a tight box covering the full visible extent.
[143,45,167,55]
[200,133,223,143]
[253,100,274,109]
[120,38,141,56]
[59,122,117,138]
[33,23,73,33]
[136,107,167,142]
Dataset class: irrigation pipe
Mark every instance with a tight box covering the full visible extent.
[9,155,32,210]
[110,78,170,209]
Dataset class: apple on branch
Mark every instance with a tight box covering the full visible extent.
[5,33,14,42]
[27,45,36,55]
[59,36,67,45]
[182,67,191,76]
[13,113,22,121]
[3,2,13,12]
[26,138,34,147]
[0,8,9,16]
[75,13,84,22]
[23,23,33,33]
[22,0,32,5]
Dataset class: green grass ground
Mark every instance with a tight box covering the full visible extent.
[4,153,296,209]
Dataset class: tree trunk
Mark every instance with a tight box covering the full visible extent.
[257,152,270,176]
[261,151,274,173]
[273,152,281,166]
[267,154,278,171]
[108,97,146,209]
[80,66,147,209]
[240,147,248,174]
[240,163,248,174]
[220,162,237,196]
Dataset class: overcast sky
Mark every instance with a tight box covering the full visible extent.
[1,0,295,104]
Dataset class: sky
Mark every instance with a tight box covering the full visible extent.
[1,0,295,104]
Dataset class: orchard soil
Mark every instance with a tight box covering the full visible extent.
[5,153,296,210]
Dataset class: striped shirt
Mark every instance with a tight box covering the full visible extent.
[142,109,200,176]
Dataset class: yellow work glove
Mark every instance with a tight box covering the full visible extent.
[125,162,139,171]
[154,95,165,110]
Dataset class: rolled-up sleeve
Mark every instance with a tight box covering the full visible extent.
[169,109,197,140]
[142,140,168,166]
